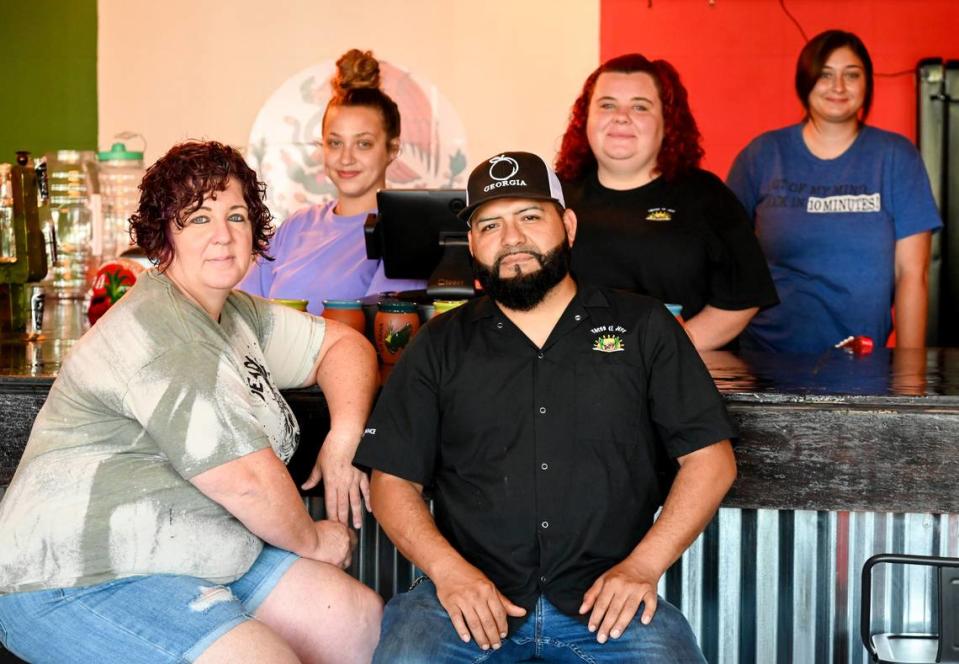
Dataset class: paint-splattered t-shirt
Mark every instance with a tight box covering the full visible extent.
[0,271,326,594]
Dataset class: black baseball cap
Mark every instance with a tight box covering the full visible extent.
[459,151,566,223]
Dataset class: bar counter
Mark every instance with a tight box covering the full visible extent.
[4,330,959,662]
[3,333,958,513]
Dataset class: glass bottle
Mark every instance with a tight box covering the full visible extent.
[0,164,13,263]
[0,152,48,333]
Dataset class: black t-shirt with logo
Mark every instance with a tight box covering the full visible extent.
[566,168,778,319]
[354,286,736,630]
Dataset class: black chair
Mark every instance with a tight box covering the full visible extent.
[861,553,959,663]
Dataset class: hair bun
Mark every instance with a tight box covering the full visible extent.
[333,49,381,95]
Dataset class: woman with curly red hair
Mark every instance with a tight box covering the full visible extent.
[0,140,382,664]
[557,54,777,350]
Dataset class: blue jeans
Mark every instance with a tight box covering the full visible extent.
[373,578,707,663]
[0,545,297,663]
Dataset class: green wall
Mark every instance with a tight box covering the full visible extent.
[0,0,98,164]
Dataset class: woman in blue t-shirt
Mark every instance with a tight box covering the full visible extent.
[727,30,941,354]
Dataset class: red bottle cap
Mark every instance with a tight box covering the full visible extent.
[835,335,874,355]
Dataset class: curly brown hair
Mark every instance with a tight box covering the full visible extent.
[130,140,274,270]
[555,53,704,183]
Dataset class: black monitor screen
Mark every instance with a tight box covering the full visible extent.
[369,189,469,286]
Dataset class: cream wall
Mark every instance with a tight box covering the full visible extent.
[97,0,599,168]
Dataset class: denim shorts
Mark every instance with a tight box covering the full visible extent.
[0,544,298,664]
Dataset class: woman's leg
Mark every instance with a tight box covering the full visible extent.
[253,558,383,664]
[195,620,299,664]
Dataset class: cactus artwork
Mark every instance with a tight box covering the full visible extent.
[384,322,414,354]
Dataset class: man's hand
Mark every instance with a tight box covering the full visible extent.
[433,560,527,651]
[308,519,357,569]
[301,433,371,529]
[579,558,660,644]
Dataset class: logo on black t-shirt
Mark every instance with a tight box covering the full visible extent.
[593,335,625,352]
[645,207,674,222]
[591,324,628,352]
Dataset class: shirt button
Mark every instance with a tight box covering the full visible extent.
[537,351,544,359]
[541,521,549,529]
[538,406,547,414]
[574,314,582,321]
[541,463,549,470]
[540,575,548,583]
[496,321,504,329]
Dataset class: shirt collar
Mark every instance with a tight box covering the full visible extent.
[469,295,498,322]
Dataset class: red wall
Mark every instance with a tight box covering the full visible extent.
[600,0,959,178]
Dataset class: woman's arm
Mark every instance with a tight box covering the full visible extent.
[683,305,759,351]
[300,319,379,528]
[893,231,932,349]
[191,448,355,568]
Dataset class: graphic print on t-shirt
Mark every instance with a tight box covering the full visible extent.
[591,323,628,352]
[644,207,675,222]
[806,193,880,213]
[762,178,881,214]
[242,352,298,462]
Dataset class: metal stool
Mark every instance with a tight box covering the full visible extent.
[861,554,959,663]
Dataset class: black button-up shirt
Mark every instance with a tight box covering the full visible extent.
[354,286,736,627]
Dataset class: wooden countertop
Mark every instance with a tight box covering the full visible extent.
[3,332,959,513]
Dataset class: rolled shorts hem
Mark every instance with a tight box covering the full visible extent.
[182,615,249,662]
[237,547,298,613]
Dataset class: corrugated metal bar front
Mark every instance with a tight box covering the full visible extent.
[665,508,956,664]
[314,498,959,664]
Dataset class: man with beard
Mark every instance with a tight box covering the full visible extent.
[354,152,737,663]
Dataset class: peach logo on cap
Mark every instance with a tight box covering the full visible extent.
[489,155,520,181]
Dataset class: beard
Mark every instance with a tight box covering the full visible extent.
[473,239,572,311]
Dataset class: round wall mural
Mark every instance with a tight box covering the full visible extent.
[247,59,469,224]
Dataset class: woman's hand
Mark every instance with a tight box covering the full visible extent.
[301,433,371,529]
[309,519,358,569]
[302,317,378,528]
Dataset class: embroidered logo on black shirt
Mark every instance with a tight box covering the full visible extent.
[645,207,674,222]
[590,324,628,352]
[593,334,625,352]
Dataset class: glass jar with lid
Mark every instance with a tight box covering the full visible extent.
[98,140,144,260]
[46,150,97,298]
